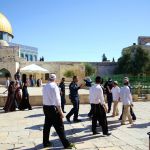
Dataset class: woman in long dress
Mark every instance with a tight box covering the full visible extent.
[15,81,22,108]
[3,81,16,112]
[19,82,32,110]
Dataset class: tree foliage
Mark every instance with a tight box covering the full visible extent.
[117,46,150,75]
[63,70,75,78]
[85,63,96,76]
[102,53,107,62]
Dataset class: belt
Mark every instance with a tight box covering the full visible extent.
[43,105,56,108]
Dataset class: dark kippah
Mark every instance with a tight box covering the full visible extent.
[95,76,101,83]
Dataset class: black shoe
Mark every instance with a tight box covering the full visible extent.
[107,110,110,113]
[66,116,71,123]
[103,132,111,136]
[88,113,92,118]
[63,111,66,113]
[64,143,75,149]
[93,132,100,135]
[43,141,52,148]
[73,119,82,123]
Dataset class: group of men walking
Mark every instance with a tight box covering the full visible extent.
[42,74,135,149]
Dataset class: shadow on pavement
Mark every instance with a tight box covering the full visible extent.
[128,122,150,129]
[25,113,44,118]
[25,124,43,131]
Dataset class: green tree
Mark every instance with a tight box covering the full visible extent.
[64,70,75,78]
[102,53,107,62]
[117,46,150,75]
[85,63,96,76]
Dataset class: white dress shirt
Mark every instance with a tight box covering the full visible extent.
[89,84,105,105]
[43,81,61,106]
[111,86,120,101]
[120,86,133,105]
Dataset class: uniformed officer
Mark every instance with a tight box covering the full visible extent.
[59,77,66,113]
[66,76,82,123]
[42,74,74,149]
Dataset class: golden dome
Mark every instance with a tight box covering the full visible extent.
[0,13,13,36]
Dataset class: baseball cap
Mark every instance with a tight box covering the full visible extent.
[85,77,92,83]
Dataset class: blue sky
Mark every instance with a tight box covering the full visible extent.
[0,0,150,62]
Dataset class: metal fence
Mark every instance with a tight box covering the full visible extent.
[90,74,150,95]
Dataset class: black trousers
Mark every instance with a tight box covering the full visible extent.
[119,106,136,120]
[92,104,108,134]
[61,95,66,112]
[43,105,70,148]
[66,97,79,120]
[88,104,95,117]
[107,93,113,112]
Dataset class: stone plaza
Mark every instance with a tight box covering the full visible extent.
[0,102,149,150]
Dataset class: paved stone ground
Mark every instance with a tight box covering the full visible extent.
[0,102,150,150]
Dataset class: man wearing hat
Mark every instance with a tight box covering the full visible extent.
[42,74,74,148]
[89,76,111,135]
[119,77,136,121]
[111,81,120,117]
[120,77,133,125]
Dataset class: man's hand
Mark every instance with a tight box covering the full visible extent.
[103,104,108,113]
[60,112,64,118]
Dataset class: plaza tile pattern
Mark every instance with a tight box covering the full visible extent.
[0,102,149,150]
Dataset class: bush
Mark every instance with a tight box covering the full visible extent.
[64,70,75,78]
[85,63,96,76]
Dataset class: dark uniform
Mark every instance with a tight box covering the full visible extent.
[66,81,81,122]
[59,81,66,113]
[104,79,113,113]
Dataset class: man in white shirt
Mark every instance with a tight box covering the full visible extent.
[120,79,133,125]
[89,76,111,136]
[111,81,120,117]
[42,74,74,149]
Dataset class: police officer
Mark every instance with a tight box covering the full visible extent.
[66,76,82,123]
[42,74,74,149]
[59,77,66,113]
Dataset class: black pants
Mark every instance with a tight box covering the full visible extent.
[88,104,95,117]
[119,106,136,120]
[43,105,70,148]
[66,97,79,120]
[107,93,113,112]
[92,104,108,134]
[61,95,66,112]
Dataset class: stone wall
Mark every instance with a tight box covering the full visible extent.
[19,61,85,82]
[0,46,20,84]
[90,62,118,77]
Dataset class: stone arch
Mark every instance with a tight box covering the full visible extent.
[0,68,11,85]
[0,68,11,78]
